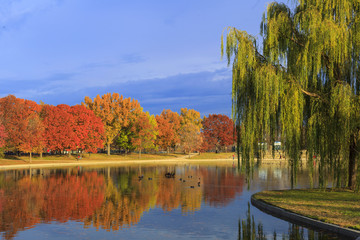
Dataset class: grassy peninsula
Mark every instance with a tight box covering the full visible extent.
[254,189,360,230]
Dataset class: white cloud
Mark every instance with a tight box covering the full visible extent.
[211,69,231,82]
[0,0,58,25]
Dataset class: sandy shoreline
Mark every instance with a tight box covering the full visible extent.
[0,157,299,170]
[0,158,238,170]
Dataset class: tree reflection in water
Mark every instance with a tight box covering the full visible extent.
[0,169,105,240]
[238,203,341,240]
[238,203,266,240]
[0,166,245,239]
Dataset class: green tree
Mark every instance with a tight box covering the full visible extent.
[223,0,360,189]
[115,129,135,153]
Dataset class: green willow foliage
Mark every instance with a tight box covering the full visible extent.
[222,0,360,189]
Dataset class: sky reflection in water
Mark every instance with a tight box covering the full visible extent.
[0,164,349,239]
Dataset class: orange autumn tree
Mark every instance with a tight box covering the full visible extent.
[155,109,181,153]
[83,93,142,155]
[0,95,44,162]
[179,108,202,156]
[131,112,158,158]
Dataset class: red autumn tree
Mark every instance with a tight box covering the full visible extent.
[42,104,77,154]
[0,95,44,161]
[155,109,181,153]
[22,113,45,162]
[69,105,105,154]
[201,114,236,152]
[43,104,105,156]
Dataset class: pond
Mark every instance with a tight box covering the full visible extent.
[0,163,350,240]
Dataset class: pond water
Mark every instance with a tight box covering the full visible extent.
[0,163,350,240]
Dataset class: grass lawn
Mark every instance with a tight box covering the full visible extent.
[253,189,360,230]
[190,152,235,159]
[0,152,187,165]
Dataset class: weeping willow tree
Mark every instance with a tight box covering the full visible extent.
[222,0,360,189]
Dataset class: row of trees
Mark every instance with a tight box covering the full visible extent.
[0,94,236,159]
[0,95,104,161]
[83,93,236,155]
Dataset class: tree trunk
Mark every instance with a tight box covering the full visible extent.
[139,149,141,159]
[107,143,111,156]
[348,134,357,189]
[29,152,32,163]
[40,152,43,159]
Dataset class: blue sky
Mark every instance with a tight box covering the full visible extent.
[0,0,277,116]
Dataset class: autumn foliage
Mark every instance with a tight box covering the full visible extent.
[0,95,105,159]
[0,124,6,148]
[201,114,236,152]
[83,93,142,155]
[155,109,181,152]
[179,108,203,154]
[42,104,77,153]
[70,105,105,153]
[0,93,235,157]
[0,95,43,160]
[42,104,104,154]
[131,112,158,157]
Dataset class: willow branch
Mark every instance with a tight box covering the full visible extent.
[255,47,327,101]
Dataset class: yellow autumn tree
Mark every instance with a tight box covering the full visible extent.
[179,108,202,157]
[83,93,142,155]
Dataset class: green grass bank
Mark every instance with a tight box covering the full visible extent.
[253,189,360,231]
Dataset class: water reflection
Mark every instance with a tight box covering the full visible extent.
[0,169,105,240]
[0,165,345,240]
[0,165,244,239]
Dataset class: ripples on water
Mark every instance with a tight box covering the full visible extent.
[0,164,349,239]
